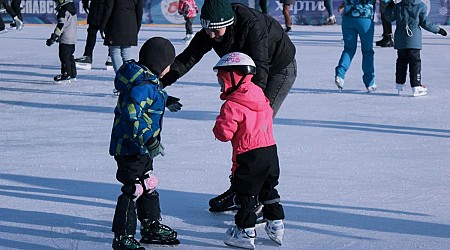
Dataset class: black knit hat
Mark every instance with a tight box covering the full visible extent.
[200,0,234,29]
[139,37,175,76]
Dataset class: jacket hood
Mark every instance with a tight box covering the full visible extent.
[225,82,269,112]
[399,0,422,6]
[114,60,158,92]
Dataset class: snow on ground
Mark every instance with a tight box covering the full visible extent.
[1,24,450,249]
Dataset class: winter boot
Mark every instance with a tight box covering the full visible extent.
[75,56,92,70]
[335,76,344,91]
[265,219,284,245]
[54,73,71,84]
[412,85,427,97]
[375,34,394,47]
[105,56,113,70]
[209,187,237,212]
[112,235,145,250]
[140,220,179,245]
[224,225,256,249]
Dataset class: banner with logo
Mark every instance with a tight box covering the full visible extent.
[9,0,450,25]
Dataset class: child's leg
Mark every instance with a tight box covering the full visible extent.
[396,49,408,85]
[59,43,73,76]
[408,49,421,87]
[185,18,193,35]
[69,44,76,78]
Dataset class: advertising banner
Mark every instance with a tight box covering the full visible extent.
[4,0,450,25]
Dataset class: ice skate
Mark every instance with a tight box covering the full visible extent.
[366,83,377,92]
[209,187,237,212]
[224,225,256,249]
[0,28,7,34]
[412,85,427,97]
[284,26,292,33]
[184,34,193,45]
[265,219,284,245]
[375,34,394,47]
[14,17,24,30]
[335,76,344,91]
[105,56,113,71]
[75,56,92,70]
[140,220,180,245]
[112,235,145,250]
[325,15,336,25]
[53,74,71,84]
[396,83,404,95]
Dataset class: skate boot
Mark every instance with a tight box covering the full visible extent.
[412,85,427,97]
[335,76,344,91]
[105,56,113,71]
[396,83,404,95]
[224,225,256,249]
[366,83,377,92]
[54,73,71,84]
[284,26,292,33]
[265,219,284,245]
[184,34,193,45]
[375,34,394,47]
[209,187,237,212]
[75,56,92,70]
[140,220,180,245]
[112,235,145,250]
[325,15,336,25]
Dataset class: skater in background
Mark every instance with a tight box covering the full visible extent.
[384,0,447,96]
[46,0,77,83]
[100,0,143,73]
[375,0,394,47]
[109,37,179,250]
[75,0,112,70]
[0,0,23,33]
[178,0,198,44]
[280,0,294,32]
[335,0,376,92]
[9,0,22,28]
[212,52,285,249]
[161,0,296,213]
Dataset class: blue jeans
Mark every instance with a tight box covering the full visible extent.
[109,46,132,73]
[335,16,375,88]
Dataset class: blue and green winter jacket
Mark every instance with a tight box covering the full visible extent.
[109,60,167,156]
[342,0,376,19]
[384,0,440,50]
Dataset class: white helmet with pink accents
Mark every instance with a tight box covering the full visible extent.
[213,52,256,75]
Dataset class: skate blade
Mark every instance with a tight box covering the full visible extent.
[413,92,427,97]
[75,63,92,70]
[140,238,180,245]
[54,79,71,84]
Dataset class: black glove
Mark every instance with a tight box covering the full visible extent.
[46,33,59,47]
[388,0,395,8]
[438,28,447,36]
[166,96,183,112]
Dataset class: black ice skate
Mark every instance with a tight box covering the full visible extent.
[75,56,92,70]
[112,235,145,250]
[375,34,394,47]
[140,220,180,245]
[54,74,71,84]
[209,188,238,212]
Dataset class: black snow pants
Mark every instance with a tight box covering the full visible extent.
[396,49,421,87]
[59,43,77,78]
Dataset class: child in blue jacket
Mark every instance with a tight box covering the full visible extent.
[109,37,180,249]
[384,0,447,96]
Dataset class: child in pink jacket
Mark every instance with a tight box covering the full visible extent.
[178,0,198,43]
[212,52,285,249]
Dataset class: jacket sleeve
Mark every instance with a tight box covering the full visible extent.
[213,102,240,142]
[100,0,114,30]
[419,4,440,34]
[161,30,213,87]
[244,19,269,89]
[53,9,70,36]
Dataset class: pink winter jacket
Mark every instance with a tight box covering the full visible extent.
[178,0,198,18]
[213,74,276,173]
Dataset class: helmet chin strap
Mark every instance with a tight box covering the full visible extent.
[224,71,248,95]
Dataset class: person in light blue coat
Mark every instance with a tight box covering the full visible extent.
[384,0,447,96]
[335,0,377,92]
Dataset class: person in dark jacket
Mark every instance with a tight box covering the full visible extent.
[384,0,447,96]
[109,37,180,249]
[100,0,143,72]
[0,0,23,32]
[161,0,296,214]
[75,0,111,70]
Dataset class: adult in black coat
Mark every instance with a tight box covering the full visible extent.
[100,0,143,72]
[161,0,297,213]
[162,2,296,116]
[75,0,108,69]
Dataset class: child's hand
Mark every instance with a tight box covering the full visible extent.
[438,28,447,36]
[166,95,183,112]
[46,33,59,47]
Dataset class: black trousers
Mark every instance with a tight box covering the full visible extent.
[10,0,21,20]
[0,0,17,30]
[379,1,392,35]
[231,145,285,229]
[59,43,77,78]
[396,49,421,87]
[112,155,161,236]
